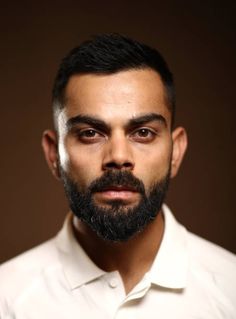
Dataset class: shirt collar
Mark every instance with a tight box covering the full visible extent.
[56,204,189,290]
[149,204,189,289]
[55,214,105,290]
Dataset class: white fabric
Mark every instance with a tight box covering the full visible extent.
[0,205,236,318]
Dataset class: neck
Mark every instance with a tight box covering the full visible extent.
[72,210,164,294]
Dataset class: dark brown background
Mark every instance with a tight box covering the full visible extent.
[0,0,235,263]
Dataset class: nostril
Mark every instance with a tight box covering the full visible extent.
[105,162,117,169]
[123,162,133,168]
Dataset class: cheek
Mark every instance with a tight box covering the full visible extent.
[58,141,101,189]
[134,143,172,187]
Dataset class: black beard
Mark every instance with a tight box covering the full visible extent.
[60,169,170,242]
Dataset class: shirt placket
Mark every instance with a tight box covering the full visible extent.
[113,273,151,319]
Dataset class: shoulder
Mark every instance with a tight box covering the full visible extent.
[164,205,236,292]
[163,204,236,316]
[186,230,236,310]
[187,230,236,275]
[0,238,60,308]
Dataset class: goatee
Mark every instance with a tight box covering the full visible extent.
[60,169,170,242]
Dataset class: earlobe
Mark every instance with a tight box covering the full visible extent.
[41,130,61,180]
[171,127,188,178]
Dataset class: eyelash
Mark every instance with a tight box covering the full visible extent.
[79,129,101,138]
[76,127,157,143]
[131,128,157,139]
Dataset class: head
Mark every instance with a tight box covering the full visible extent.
[42,34,187,242]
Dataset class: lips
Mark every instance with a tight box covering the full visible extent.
[94,185,140,202]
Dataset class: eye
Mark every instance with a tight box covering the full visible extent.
[80,129,97,137]
[131,128,157,142]
[77,129,104,143]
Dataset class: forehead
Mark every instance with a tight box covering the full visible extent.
[61,69,171,127]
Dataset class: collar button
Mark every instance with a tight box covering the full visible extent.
[109,277,119,288]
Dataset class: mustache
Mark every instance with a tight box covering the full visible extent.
[88,170,145,194]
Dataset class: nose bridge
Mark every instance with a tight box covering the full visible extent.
[102,130,134,170]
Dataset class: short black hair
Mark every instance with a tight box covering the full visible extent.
[52,33,175,125]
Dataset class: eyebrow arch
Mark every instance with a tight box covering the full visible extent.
[66,112,167,132]
[66,115,110,132]
[128,113,167,128]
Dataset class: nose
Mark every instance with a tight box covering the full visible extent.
[102,134,134,171]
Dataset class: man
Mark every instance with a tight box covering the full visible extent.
[0,34,235,318]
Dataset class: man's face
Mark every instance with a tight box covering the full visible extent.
[44,69,186,241]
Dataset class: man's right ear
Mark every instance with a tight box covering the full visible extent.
[41,130,60,180]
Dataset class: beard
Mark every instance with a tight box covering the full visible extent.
[60,168,170,242]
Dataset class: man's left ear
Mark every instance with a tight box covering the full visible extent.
[170,127,188,178]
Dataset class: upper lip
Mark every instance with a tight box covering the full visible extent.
[99,185,138,192]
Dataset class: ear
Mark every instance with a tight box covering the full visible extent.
[170,127,188,178]
[41,130,61,180]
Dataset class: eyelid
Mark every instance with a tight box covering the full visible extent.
[71,125,102,134]
[128,127,158,143]
[130,126,158,135]
[72,125,159,143]
[78,127,105,136]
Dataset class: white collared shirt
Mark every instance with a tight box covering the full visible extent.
[0,205,236,318]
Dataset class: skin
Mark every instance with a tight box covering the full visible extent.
[42,68,187,294]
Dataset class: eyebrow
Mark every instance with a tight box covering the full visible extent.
[66,112,167,131]
[128,113,167,128]
[67,115,110,132]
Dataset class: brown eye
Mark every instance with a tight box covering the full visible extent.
[131,128,156,142]
[80,129,97,138]
[137,128,150,137]
[78,129,104,143]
